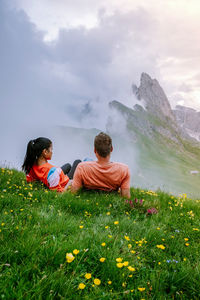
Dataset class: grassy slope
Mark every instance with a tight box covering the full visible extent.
[133,131,200,198]
[118,103,200,198]
[0,168,200,299]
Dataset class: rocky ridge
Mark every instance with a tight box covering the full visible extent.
[132,73,176,123]
[108,73,199,144]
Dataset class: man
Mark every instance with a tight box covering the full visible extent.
[71,132,131,198]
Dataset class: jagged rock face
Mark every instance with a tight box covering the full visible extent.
[108,73,199,144]
[173,105,200,141]
[133,73,176,123]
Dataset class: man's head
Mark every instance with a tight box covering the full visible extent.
[94,132,113,158]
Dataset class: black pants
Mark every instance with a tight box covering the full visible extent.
[61,159,81,179]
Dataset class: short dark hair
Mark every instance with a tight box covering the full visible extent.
[94,132,112,158]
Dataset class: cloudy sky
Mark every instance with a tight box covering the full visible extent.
[1,0,200,166]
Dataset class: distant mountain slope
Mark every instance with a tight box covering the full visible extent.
[107,73,200,198]
[173,105,200,141]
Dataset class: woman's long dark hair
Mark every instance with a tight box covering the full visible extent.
[22,137,52,174]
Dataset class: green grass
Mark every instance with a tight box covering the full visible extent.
[0,168,200,299]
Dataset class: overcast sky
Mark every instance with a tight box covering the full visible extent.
[1,0,200,166]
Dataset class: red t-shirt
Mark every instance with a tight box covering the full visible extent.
[26,163,69,192]
[72,161,130,191]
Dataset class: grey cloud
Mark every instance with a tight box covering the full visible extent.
[3,1,199,167]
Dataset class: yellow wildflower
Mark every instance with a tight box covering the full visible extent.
[100,257,106,262]
[123,261,129,266]
[106,212,110,215]
[116,263,124,268]
[128,266,135,272]
[138,287,145,292]
[85,273,92,279]
[122,282,126,287]
[193,228,199,231]
[101,242,106,247]
[73,249,79,255]
[66,253,75,263]
[116,258,123,262]
[114,221,119,225]
[156,245,165,250]
[79,225,84,229]
[185,243,189,246]
[94,278,101,285]
[78,283,86,290]
[108,280,112,285]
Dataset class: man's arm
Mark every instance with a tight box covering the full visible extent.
[70,164,83,194]
[121,188,131,199]
[120,166,131,198]
[70,184,81,194]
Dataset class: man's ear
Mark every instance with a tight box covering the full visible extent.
[94,147,97,154]
[111,146,113,152]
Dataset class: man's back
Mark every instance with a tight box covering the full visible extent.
[72,161,130,191]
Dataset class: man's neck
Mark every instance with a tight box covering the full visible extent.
[96,155,110,165]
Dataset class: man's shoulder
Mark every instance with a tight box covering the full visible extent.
[112,162,129,170]
[78,161,96,169]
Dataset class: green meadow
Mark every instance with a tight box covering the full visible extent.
[0,168,200,299]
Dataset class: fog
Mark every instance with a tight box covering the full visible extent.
[0,1,141,172]
[1,1,200,196]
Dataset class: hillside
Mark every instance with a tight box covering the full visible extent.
[0,167,200,299]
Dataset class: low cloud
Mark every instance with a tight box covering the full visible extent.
[1,0,200,170]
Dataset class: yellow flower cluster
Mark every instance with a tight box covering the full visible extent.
[115,258,135,271]
[156,245,165,250]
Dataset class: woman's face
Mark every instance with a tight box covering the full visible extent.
[43,144,53,160]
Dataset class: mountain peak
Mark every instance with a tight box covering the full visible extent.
[141,72,153,82]
[133,73,176,122]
